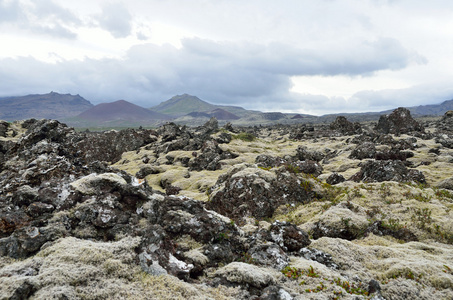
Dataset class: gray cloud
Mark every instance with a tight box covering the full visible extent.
[0,0,22,23]
[0,0,80,39]
[96,2,132,38]
[0,37,440,114]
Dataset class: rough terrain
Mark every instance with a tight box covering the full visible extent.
[0,108,452,299]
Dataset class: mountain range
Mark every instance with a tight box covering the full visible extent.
[1,92,452,128]
[0,92,93,121]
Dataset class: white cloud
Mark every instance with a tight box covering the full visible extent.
[95,2,132,38]
[0,0,452,115]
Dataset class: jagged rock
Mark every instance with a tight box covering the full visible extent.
[435,134,453,149]
[350,160,426,183]
[326,172,345,185]
[375,148,414,161]
[375,107,424,134]
[294,146,325,162]
[214,132,232,144]
[76,128,158,163]
[0,121,9,137]
[248,243,289,270]
[136,164,161,178]
[199,117,219,135]
[269,221,311,252]
[188,140,237,171]
[259,286,293,300]
[436,110,453,132]
[207,165,316,224]
[291,160,323,177]
[330,116,360,135]
[299,248,338,269]
[255,154,287,169]
[349,142,376,159]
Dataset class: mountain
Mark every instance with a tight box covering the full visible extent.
[407,99,453,116]
[150,94,217,117]
[75,100,170,127]
[206,108,240,120]
[0,92,93,121]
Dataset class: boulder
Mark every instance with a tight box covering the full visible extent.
[207,165,316,224]
[375,107,424,134]
[350,160,426,183]
[349,142,376,160]
[436,110,453,132]
[330,116,360,135]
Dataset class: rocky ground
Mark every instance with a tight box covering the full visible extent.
[0,108,452,299]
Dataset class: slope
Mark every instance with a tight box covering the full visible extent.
[0,92,93,121]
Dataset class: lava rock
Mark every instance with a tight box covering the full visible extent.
[207,165,316,224]
[269,221,311,252]
[294,146,325,162]
[375,107,424,134]
[330,116,360,135]
[349,142,376,160]
[350,160,426,183]
[326,172,346,185]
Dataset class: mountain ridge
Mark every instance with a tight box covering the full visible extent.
[0,92,93,121]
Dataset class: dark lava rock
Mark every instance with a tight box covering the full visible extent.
[248,243,289,270]
[198,117,219,135]
[0,121,9,137]
[76,128,158,164]
[349,142,376,160]
[207,166,317,224]
[330,116,361,135]
[291,160,323,177]
[255,154,287,169]
[269,221,311,252]
[350,160,426,183]
[136,164,161,179]
[436,110,453,132]
[435,135,453,149]
[299,248,338,269]
[188,140,238,171]
[375,107,424,134]
[295,146,325,162]
[326,172,345,185]
[375,148,414,161]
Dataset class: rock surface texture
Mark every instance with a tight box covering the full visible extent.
[1,110,453,299]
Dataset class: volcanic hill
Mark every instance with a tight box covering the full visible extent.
[0,92,93,121]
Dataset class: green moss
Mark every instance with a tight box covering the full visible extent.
[232,132,256,142]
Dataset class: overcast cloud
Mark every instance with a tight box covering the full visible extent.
[0,0,452,115]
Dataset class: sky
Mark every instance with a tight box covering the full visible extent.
[0,0,453,115]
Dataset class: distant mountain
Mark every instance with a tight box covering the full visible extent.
[77,100,170,123]
[207,108,240,120]
[0,92,93,121]
[150,94,217,117]
[406,99,453,116]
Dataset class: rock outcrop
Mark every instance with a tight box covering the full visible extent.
[375,107,424,134]
[1,116,453,300]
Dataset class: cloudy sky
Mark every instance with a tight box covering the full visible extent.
[1,0,452,115]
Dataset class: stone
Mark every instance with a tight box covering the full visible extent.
[349,142,376,160]
[375,107,424,134]
[330,116,360,135]
[326,172,345,185]
[350,160,426,183]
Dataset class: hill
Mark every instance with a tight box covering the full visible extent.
[150,94,217,117]
[408,99,453,116]
[0,92,93,121]
[71,100,170,127]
